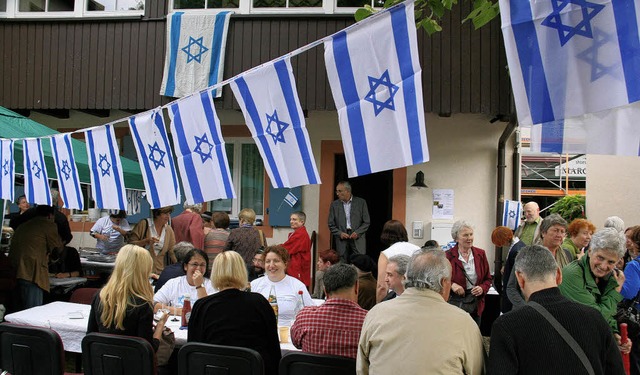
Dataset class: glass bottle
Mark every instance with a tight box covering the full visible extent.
[293,290,305,317]
[181,295,191,328]
[268,285,278,321]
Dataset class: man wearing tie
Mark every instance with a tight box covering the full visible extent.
[328,181,370,263]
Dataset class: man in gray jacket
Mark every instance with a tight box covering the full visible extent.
[328,181,370,263]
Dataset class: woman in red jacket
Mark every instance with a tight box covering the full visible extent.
[282,211,311,287]
[445,220,493,325]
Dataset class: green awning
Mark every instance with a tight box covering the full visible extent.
[0,107,144,190]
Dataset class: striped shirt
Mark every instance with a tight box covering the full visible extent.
[290,298,367,359]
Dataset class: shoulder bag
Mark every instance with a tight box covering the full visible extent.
[528,301,594,375]
[447,260,478,313]
[156,325,175,367]
[615,290,640,338]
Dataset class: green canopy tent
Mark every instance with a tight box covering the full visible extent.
[0,106,144,190]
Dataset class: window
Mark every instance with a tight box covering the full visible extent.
[1,0,144,17]
[169,0,379,14]
[209,140,265,219]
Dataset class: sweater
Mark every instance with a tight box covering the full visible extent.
[488,287,624,375]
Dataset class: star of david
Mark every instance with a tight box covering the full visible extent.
[98,154,111,177]
[147,142,167,170]
[31,160,42,179]
[181,36,209,64]
[60,159,72,181]
[509,210,517,219]
[194,134,214,163]
[2,159,8,176]
[576,27,616,81]
[364,69,399,116]
[541,0,605,46]
[265,110,289,145]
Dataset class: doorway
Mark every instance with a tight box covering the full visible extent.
[334,154,393,261]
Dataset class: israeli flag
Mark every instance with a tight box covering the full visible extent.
[500,0,640,155]
[85,125,127,210]
[160,11,233,98]
[324,0,428,178]
[502,200,522,231]
[0,139,14,202]
[230,59,321,188]
[129,109,181,209]
[23,138,52,206]
[168,89,235,204]
[50,134,84,210]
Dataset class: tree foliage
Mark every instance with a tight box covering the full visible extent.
[355,0,500,35]
[550,195,586,223]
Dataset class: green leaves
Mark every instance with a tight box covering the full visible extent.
[355,0,500,35]
[463,0,500,29]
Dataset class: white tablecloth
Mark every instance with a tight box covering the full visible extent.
[4,301,91,353]
[5,301,300,353]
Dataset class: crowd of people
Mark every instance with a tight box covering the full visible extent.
[5,184,640,374]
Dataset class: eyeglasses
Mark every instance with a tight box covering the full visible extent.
[188,262,207,268]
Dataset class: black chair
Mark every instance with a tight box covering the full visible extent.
[279,352,356,375]
[82,333,156,375]
[0,322,66,375]
[178,342,264,375]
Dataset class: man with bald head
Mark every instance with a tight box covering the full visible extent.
[514,201,541,245]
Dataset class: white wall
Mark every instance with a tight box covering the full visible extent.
[587,155,640,228]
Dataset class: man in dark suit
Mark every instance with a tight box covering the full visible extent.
[328,181,370,263]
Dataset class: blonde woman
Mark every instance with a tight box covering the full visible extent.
[87,244,167,351]
[188,251,281,375]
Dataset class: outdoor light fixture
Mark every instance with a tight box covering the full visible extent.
[411,171,428,189]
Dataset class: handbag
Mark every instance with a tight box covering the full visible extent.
[448,291,478,313]
[447,260,478,313]
[615,291,640,338]
[156,325,175,367]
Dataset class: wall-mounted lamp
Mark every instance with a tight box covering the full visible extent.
[411,171,428,189]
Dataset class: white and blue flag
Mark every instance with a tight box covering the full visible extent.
[168,89,235,204]
[160,11,233,98]
[502,200,522,231]
[0,139,14,202]
[85,125,127,210]
[324,0,428,178]
[23,138,51,206]
[500,0,640,155]
[50,134,84,210]
[231,59,321,188]
[129,109,181,209]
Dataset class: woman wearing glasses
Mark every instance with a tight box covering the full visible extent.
[153,249,217,315]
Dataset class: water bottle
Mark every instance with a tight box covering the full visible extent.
[293,290,305,317]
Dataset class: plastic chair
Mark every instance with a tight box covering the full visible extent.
[69,288,100,305]
[0,322,67,375]
[279,352,356,375]
[178,342,264,375]
[82,333,155,375]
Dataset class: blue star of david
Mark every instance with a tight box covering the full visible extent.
[265,110,289,145]
[60,159,72,181]
[541,0,605,46]
[364,69,399,116]
[181,36,209,64]
[98,154,111,177]
[194,134,214,163]
[2,159,8,176]
[31,160,42,179]
[147,142,167,170]
[576,27,616,81]
[509,210,516,219]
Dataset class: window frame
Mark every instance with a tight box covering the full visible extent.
[1,0,145,18]
[209,137,265,221]
[168,0,380,15]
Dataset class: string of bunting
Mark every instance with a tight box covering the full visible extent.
[0,0,429,212]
